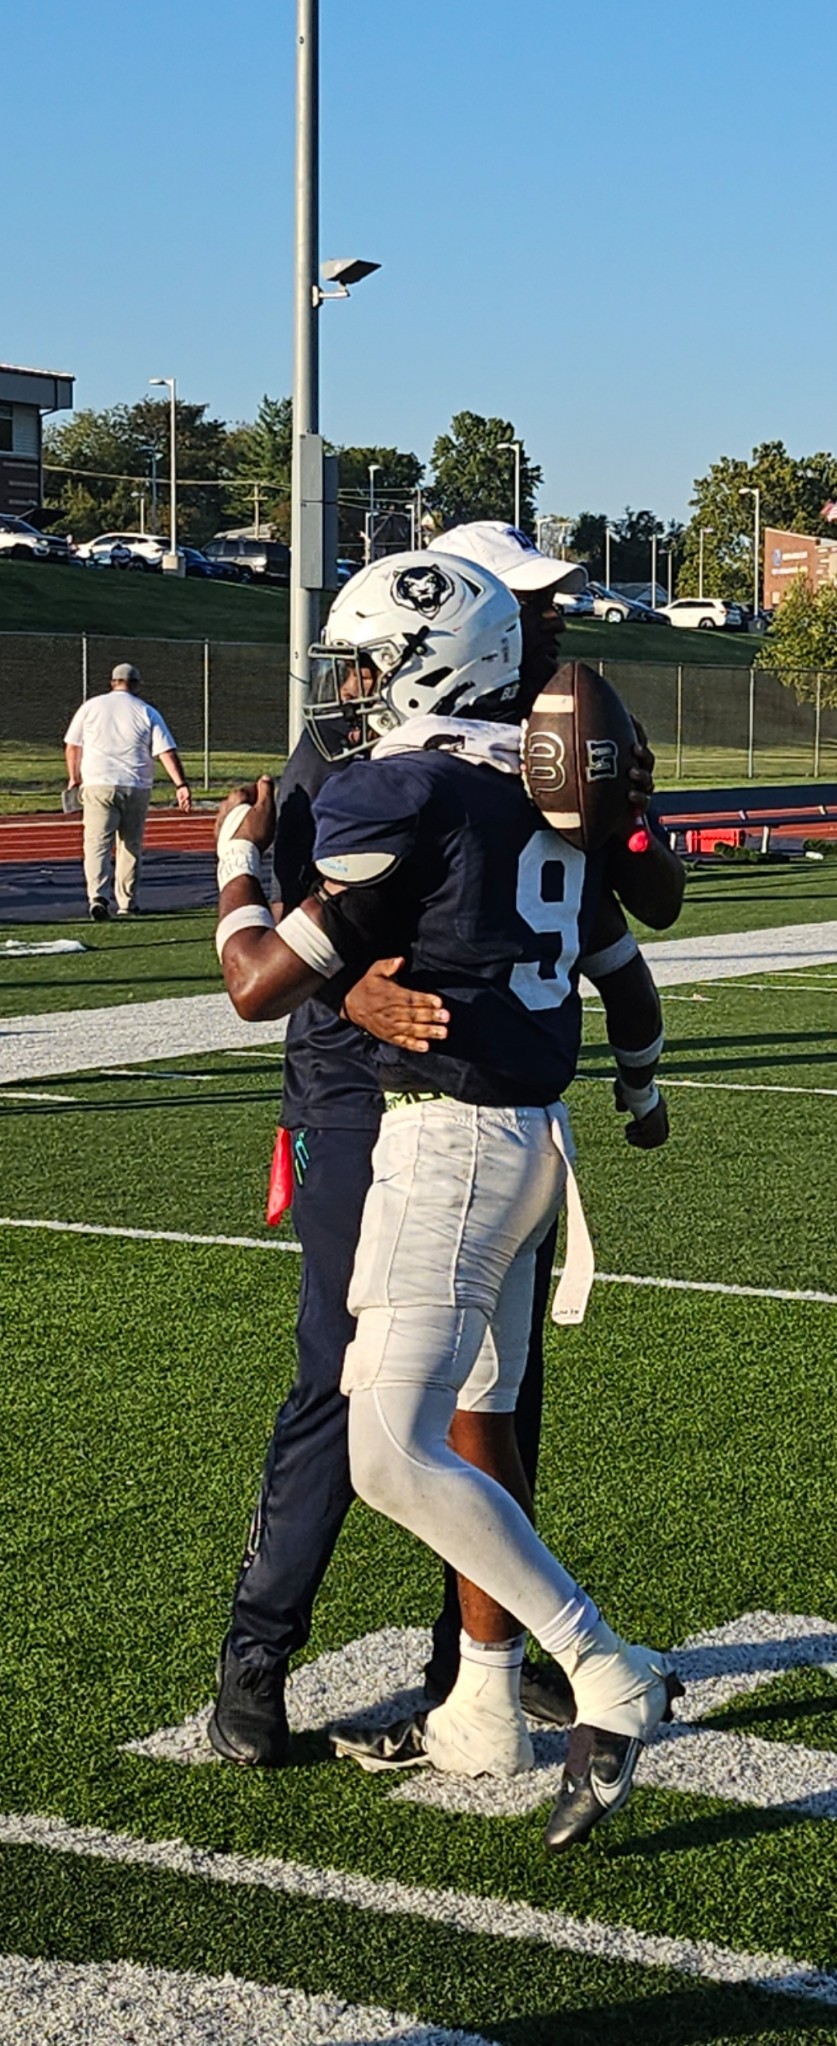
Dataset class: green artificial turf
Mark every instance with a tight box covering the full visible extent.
[1,901,837,2041]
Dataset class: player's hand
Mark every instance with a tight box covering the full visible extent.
[344,957,450,1052]
[176,784,192,813]
[215,775,276,852]
[614,1078,670,1149]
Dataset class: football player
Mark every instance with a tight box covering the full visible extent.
[383,524,673,1720]
[213,553,684,1849]
[209,542,673,1783]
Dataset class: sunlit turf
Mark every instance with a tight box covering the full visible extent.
[1,889,836,2042]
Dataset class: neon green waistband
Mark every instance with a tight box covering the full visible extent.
[382,1089,459,1113]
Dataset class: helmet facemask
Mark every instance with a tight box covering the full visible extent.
[304,551,522,760]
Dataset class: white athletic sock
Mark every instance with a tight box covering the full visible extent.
[450,1630,526,1711]
[423,1632,533,1778]
[545,1616,674,1740]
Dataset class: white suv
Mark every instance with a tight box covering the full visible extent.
[660,596,745,631]
[75,531,166,567]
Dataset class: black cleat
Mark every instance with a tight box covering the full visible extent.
[208,1636,290,1766]
[544,1670,684,1851]
[89,899,109,922]
[330,1713,430,1773]
[520,1656,576,1728]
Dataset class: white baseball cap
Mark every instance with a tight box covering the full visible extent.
[429,520,564,593]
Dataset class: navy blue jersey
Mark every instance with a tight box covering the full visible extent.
[312,747,604,1107]
[273,733,381,1132]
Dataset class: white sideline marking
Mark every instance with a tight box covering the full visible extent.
[0,1954,494,2046]
[1,1808,835,2010]
[0,1090,79,1103]
[2,921,837,1086]
[2,1216,836,1307]
[0,991,286,1086]
[128,1615,837,1826]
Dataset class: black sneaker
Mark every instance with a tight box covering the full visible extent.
[208,1637,290,1766]
[544,1671,684,1850]
[330,1713,429,1773]
[520,1656,575,1728]
[89,899,109,922]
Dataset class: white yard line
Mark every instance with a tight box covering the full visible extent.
[0,1955,494,2046]
[0,1216,834,1307]
[0,1811,834,2010]
[2,921,837,1085]
[577,1074,837,1101]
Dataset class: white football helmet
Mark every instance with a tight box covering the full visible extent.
[305,550,522,760]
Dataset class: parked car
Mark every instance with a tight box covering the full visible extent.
[75,531,167,568]
[587,582,671,626]
[204,536,291,585]
[180,546,233,579]
[0,515,74,564]
[658,596,746,631]
[551,586,595,617]
[0,515,49,561]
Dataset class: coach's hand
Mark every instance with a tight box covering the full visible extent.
[215,775,276,853]
[344,957,450,1053]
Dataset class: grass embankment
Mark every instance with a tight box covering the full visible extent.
[0,559,288,642]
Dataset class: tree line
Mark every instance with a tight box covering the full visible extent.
[44,407,837,634]
[43,401,541,555]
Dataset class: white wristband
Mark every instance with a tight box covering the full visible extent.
[217,839,263,892]
[279,904,344,978]
[618,1078,660,1120]
[216,903,276,963]
[610,1030,665,1068]
[216,801,254,854]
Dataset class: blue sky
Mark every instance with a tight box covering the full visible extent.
[4,0,834,523]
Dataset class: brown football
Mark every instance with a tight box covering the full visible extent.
[521,659,638,851]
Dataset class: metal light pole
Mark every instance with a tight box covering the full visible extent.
[149,378,179,570]
[368,462,382,563]
[651,532,657,608]
[496,440,521,527]
[139,443,159,531]
[289,0,320,748]
[739,485,761,617]
[698,525,713,599]
[605,524,617,588]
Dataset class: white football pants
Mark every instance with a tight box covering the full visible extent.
[344,1101,597,1655]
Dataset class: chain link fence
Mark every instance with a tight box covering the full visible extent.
[0,632,289,803]
[597,657,837,785]
[1,631,836,801]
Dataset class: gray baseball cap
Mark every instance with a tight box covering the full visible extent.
[111,662,142,684]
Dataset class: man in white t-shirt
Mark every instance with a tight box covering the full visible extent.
[64,662,191,919]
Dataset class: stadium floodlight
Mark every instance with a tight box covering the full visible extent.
[316,256,381,303]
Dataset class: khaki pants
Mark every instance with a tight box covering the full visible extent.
[82,784,152,912]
